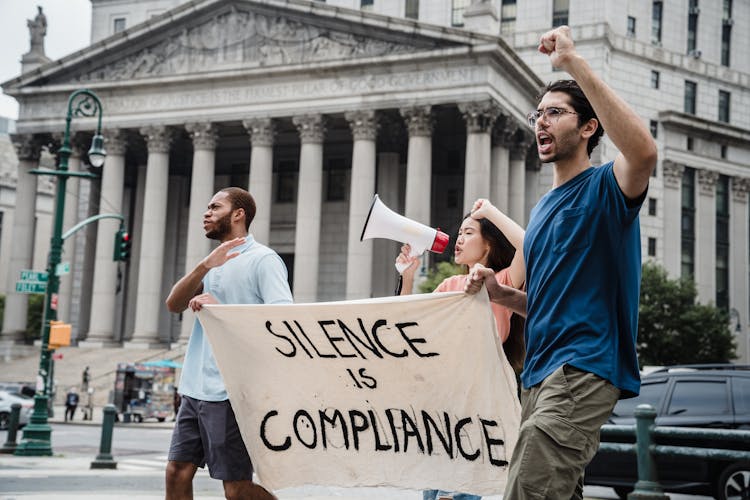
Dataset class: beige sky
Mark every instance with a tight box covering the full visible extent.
[0,0,92,120]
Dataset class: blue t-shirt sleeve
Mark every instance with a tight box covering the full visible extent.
[602,163,646,226]
[256,253,293,304]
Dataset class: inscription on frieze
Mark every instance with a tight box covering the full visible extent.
[22,66,479,120]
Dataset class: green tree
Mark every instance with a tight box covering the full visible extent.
[418,261,464,293]
[638,262,736,366]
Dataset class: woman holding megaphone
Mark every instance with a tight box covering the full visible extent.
[396,198,526,500]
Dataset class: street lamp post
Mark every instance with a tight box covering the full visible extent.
[15,89,106,456]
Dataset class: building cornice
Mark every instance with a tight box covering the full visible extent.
[659,110,750,145]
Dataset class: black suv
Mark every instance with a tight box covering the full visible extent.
[584,364,750,500]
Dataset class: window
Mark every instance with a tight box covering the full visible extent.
[552,0,569,27]
[275,160,298,203]
[648,197,657,216]
[668,380,729,417]
[613,380,668,417]
[113,17,126,33]
[451,0,470,27]
[278,253,295,289]
[684,80,697,115]
[721,25,731,66]
[681,167,695,279]
[734,377,750,416]
[360,0,374,11]
[721,145,728,159]
[405,0,419,19]
[716,175,729,310]
[648,237,657,257]
[723,0,733,18]
[687,137,694,151]
[650,120,658,138]
[651,1,663,44]
[651,70,660,89]
[500,0,517,35]
[627,16,636,37]
[326,158,347,202]
[687,0,699,54]
[719,90,730,123]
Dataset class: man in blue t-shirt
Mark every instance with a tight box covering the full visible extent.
[165,187,292,500]
[466,26,657,499]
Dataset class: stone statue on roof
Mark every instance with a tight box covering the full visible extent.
[27,6,47,56]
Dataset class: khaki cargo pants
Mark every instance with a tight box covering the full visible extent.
[503,364,620,500]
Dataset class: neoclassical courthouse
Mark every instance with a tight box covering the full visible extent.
[1,0,749,363]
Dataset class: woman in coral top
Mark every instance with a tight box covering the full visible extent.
[396,198,526,500]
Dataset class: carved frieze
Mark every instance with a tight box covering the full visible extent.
[400,106,433,138]
[732,177,750,203]
[458,100,501,134]
[185,122,218,150]
[72,6,438,83]
[293,115,325,144]
[243,118,275,147]
[345,110,378,142]
[661,160,684,189]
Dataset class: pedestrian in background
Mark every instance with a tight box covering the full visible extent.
[81,366,90,392]
[64,387,79,422]
[466,25,656,499]
[165,187,292,500]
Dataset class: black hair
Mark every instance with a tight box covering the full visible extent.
[461,213,525,374]
[540,79,604,157]
[220,187,256,230]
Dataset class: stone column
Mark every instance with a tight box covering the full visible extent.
[82,130,127,346]
[128,126,172,346]
[1,135,41,344]
[509,136,530,226]
[344,110,377,299]
[56,135,84,325]
[176,122,218,343]
[243,118,275,245]
[400,106,433,225]
[292,115,324,303]
[695,169,719,303]
[490,120,514,213]
[662,160,684,278]
[459,101,500,213]
[730,177,750,363]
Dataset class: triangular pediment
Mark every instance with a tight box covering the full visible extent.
[6,0,492,89]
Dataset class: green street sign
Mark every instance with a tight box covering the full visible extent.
[19,270,48,282]
[55,262,70,276]
[15,281,47,294]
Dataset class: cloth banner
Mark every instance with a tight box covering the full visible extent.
[198,290,521,495]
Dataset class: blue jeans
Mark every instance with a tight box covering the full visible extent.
[423,490,481,500]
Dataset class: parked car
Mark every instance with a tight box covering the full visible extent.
[0,381,36,397]
[585,364,750,500]
[0,390,35,430]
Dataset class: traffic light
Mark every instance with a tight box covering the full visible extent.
[113,229,131,261]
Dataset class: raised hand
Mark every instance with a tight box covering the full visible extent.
[538,25,577,71]
[201,237,245,270]
[470,198,497,221]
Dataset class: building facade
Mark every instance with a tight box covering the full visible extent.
[1,0,748,363]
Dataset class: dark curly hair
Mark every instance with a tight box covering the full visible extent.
[539,79,604,157]
[220,187,256,231]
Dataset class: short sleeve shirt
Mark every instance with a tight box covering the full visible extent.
[522,163,643,398]
[434,268,514,343]
[179,236,293,401]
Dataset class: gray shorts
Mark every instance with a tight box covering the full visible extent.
[168,395,254,481]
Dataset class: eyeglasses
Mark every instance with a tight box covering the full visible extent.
[526,107,579,128]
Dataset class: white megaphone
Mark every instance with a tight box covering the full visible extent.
[360,194,449,273]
